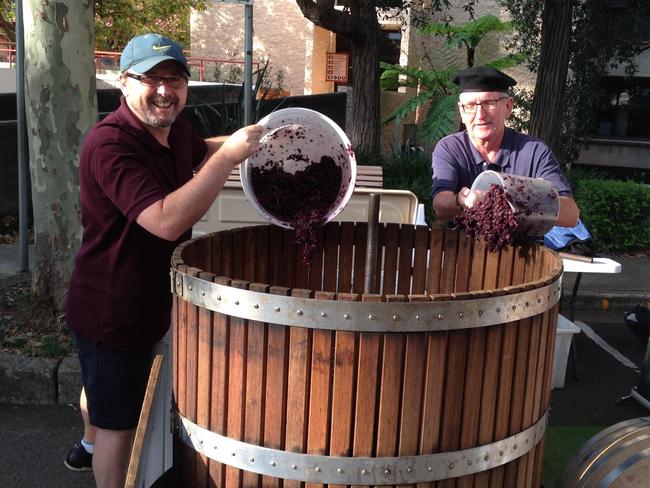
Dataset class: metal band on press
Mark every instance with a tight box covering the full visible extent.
[170,270,562,332]
[177,410,548,484]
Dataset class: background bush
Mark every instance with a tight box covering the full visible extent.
[357,150,434,225]
[575,178,650,253]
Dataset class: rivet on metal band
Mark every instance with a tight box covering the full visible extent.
[177,409,548,485]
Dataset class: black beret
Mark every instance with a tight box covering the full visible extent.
[452,66,517,93]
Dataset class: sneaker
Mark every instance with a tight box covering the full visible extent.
[64,441,93,471]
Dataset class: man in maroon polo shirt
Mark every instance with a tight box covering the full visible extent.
[63,33,262,488]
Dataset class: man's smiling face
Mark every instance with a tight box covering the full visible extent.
[120,60,188,130]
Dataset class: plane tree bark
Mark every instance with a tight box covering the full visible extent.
[22,0,97,308]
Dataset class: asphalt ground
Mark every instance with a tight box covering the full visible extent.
[1,309,648,488]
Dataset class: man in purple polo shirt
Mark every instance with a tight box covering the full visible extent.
[432,66,579,227]
[63,33,262,487]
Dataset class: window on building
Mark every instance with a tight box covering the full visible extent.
[594,76,650,139]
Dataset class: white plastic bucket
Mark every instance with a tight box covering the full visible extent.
[241,108,357,229]
[470,170,559,236]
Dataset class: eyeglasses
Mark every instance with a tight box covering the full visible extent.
[126,73,188,89]
[460,96,509,114]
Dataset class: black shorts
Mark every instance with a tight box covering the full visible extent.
[74,332,153,430]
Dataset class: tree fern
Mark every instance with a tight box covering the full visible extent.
[381,14,524,145]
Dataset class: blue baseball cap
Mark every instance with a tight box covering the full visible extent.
[120,33,190,76]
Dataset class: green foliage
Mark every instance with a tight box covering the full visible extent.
[507,86,533,133]
[381,151,434,225]
[188,59,281,137]
[94,0,206,51]
[380,14,524,146]
[501,0,650,166]
[575,178,650,253]
[419,15,513,52]
[0,0,15,41]
[354,149,434,226]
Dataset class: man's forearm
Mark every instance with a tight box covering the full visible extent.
[556,196,580,227]
[432,191,462,222]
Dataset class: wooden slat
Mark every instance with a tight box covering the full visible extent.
[281,229,297,289]
[267,226,284,287]
[454,232,472,293]
[417,299,447,487]
[243,227,258,282]
[323,222,341,293]
[439,229,458,294]
[397,224,415,294]
[338,222,356,293]
[125,354,163,488]
[436,325,468,488]
[532,305,559,487]
[455,293,489,488]
[195,271,215,488]
[225,279,248,488]
[231,228,245,280]
[254,226,269,284]
[411,226,430,294]
[208,233,222,275]
[184,267,200,485]
[308,227,326,292]
[398,325,426,488]
[487,246,517,488]
[382,223,400,295]
[376,295,406,459]
[220,230,233,278]
[242,283,268,488]
[351,294,383,488]
[172,293,179,419]
[468,240,487,292]
[306,291,335,488]
[176,266,188,423]
[517,314,542,488]
[329,292,358,488]
[284,288,313,488]
[516,311,544,488]
[352,223,368,294]
[261,286,290,488]
[208,276,231,487]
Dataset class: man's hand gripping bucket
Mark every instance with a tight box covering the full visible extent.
[470,170,560,236]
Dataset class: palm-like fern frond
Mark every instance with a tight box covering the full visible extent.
[420,94,459,143]
[381,91,437,124]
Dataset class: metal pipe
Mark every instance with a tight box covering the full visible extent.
[363,193,380,295]
[243,4,253,125]
[16,0,29,273]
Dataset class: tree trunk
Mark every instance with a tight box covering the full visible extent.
[529,0,573,156]
[295,0,382,154]
[23,0,97,309]
[348,15,381,154]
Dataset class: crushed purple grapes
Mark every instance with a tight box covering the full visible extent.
[454,184,521,252]
[251,155,342,266]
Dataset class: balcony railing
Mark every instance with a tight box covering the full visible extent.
[0,41,258,83]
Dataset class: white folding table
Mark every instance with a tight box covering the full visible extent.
[560,255,622,383]
[561,255,622,321]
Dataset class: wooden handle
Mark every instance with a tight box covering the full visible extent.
[559,252,593,263]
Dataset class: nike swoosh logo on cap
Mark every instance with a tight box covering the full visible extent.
[152,44,171,51]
